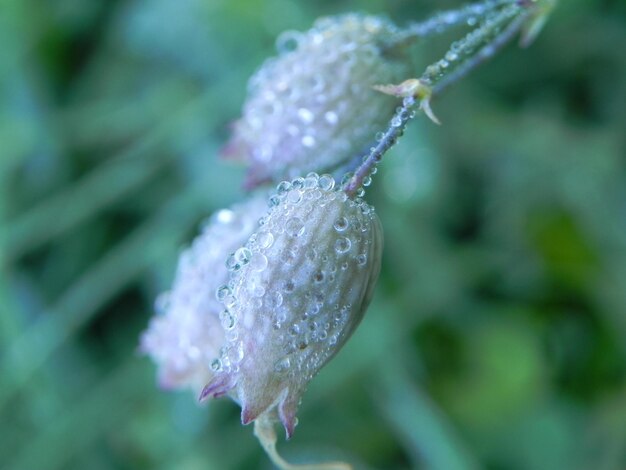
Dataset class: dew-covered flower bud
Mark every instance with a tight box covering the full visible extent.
[201,173,383,438]
[140,193,268,392]
[222,14,411,187]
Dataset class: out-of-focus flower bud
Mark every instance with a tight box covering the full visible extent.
[222,14,411,187]
[201,173,383,438]
[141,193,268,392]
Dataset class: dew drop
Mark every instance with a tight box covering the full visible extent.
[297,108,314,124]
[249,253,268,272]
[335,237,351,254]
[267,291,283,309]
[285,217,305,237]
[276,181,291,196]
[304,174,318,189]
[291,177,305,190]
[324,111,338,125]
[318,174,335,191]
[256,231,274,249]
[334,217,349,232]
[301,135,316,147]
[234,247,252,265]
[287,189,303,204]
[219,309,236,330]
[276,30,302,53]
[274,357,291,372]
[216,285,231,302]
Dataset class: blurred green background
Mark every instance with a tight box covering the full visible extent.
[1,0,625,469]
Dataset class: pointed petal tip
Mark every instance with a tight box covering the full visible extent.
[199,374,235,402]
[241,406,260,425]
[278,392,299,440]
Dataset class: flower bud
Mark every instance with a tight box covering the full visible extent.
[141,193,268,391]
[223,14,411,187]
[201,173,383,438]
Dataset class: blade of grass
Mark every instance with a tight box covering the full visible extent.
[4,90,206,261]
[377,363,480,470]
[0,177,238,411]
[4,358,147,470]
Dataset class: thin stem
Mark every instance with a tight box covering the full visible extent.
[433,10,531,95]
[345,2,538,198]
[343,96,416,198]
[254,416,352,470]
[390,0,519,46]
[420,4,524,87]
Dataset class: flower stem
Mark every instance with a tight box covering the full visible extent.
[390,0,521,45]
[345,2,538,198]
[254,415,352,470]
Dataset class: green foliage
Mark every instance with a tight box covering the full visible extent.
[1,0,625,469]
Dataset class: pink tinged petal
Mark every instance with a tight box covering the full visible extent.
[199,373,237,401]
[278,389,301,439]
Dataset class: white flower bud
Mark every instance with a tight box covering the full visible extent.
[141,194,268,391]
[223,14,411,187]
[201,174,383,438]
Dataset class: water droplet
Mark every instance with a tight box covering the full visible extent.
[251,284,265,297]
[220,309,236,330]
[356,254,367,266]
[276,30,302,53]
[256,231,274,249]
[324,111,338,125]
[297,108,314,124]
[362,176,372,187]
[287,189,303,204]
[269,195,280,207]
[291,177,305,190]
[341,172,353,186]
[286,217,305,237]
[318,174,335,191]
[305,247,318,262]
[267,292,283,309]
[235,247,252,265]
[391,116,402,127]
[216,285,231,302]
[226,253,239,271]
[276,181,291,196]
[313,270,325,283]
[375,131,384,141]
[233,342,245,363]
[334,217,349,232]
[210,358,222,371]
[304,174,318,189]
[274,357,291,372]
[335,237,351,254]
[249,253,268,272]
[214,209,234,225]
[289,324,300,336]
[301,135,315,147]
